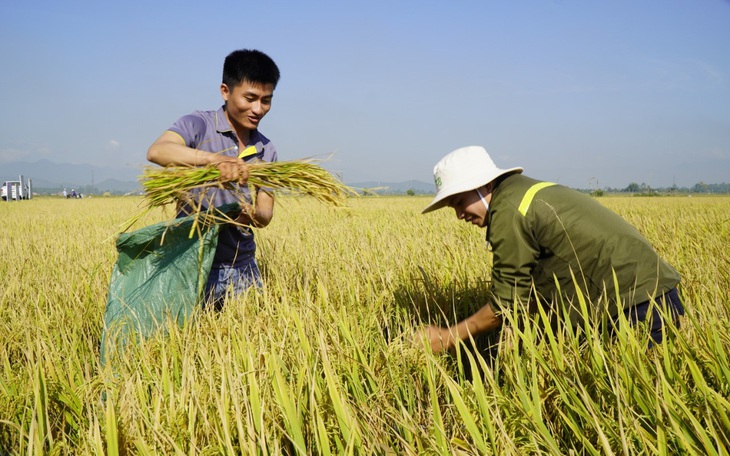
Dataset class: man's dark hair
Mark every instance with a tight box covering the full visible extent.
[222,49,280,89]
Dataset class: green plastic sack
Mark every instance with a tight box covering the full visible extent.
[100,208,230,365]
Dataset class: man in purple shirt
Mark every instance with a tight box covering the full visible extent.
[147,49,280,309]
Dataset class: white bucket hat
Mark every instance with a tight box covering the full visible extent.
[422,146,523,214]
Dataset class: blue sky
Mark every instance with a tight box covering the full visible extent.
[1,0,728,189]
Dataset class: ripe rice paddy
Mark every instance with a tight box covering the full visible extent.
[0,194,728,454]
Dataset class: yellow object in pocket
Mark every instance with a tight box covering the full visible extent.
[238,146,257,159]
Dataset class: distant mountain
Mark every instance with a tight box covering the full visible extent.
[0,159,143,193]
[1,159,433,195]
[95,178,142,194]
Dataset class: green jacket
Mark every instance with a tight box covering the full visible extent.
[487,174,680,323]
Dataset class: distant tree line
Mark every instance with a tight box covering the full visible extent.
[598,181,730,195]
[31,185,136,196]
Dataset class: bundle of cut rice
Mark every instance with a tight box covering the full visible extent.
[121,159,356,234]
[143,159,354,206]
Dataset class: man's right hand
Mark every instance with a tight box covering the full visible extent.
[215,159,249,185]
[415,325,456,353]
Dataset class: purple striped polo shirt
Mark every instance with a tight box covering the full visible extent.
[167,106,277,268]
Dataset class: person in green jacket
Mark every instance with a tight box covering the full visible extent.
[420,146,683,353]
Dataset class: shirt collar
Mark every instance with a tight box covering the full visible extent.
[215,106,233,133]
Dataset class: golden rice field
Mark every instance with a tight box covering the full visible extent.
[0,194,729,454]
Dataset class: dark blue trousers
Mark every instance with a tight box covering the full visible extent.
[621,287,685,346]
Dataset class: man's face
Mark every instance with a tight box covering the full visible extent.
[447,188,490,228]
[221,80,275,131]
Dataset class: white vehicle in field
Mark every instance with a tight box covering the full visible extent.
[1,183,15,200]
[2,175,32,201]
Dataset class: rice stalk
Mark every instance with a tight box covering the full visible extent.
[120,158,357,235]
[142,159,355,209]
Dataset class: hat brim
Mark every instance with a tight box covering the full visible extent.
[421,167,523,214]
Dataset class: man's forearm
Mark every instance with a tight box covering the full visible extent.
[422,302,503,352]
[236,207,272,228]
[147,136,248,183]
[148,141,216,167]
[451,303,502,343]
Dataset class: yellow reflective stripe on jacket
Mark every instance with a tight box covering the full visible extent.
[518,182,556,216]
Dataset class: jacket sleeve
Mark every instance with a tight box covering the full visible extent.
[488,206,540,312]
